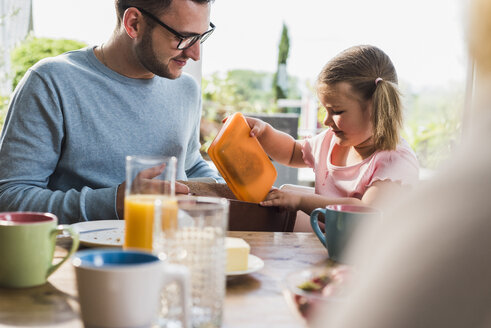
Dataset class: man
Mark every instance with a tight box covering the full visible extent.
[0,0,220,223]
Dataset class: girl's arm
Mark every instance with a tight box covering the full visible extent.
[261,189,363,214]
[360,180,411,209]
[261,180,406,214]
[245,116,306,167]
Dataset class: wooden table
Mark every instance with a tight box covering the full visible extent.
[0,231,328,327]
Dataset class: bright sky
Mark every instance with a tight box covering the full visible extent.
[32,0,467,90]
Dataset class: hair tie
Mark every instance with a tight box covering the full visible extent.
[375,77,383,86]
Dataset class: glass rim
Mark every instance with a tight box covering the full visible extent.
[126,155,177,161]
[156,195,230,213]
[72,249,160,270]
[0,212,57,225]
[175,195,229,206]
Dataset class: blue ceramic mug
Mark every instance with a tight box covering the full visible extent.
[310,205,381,262]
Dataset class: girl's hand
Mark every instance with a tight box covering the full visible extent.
[244,117,269,138]
[260,188,302,211]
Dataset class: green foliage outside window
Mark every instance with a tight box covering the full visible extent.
[10,36,87,90]
[273,23,290,100]
[402,83,464,169]
[0,95,8,130]
[0,36,87,133]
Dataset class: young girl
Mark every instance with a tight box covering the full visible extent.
[246,45,419,217]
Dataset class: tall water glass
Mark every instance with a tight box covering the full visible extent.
[124,155,178,252]
[154,196,229,328]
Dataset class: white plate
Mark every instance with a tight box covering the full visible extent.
[71,220,124,248]
[227,254,264,277]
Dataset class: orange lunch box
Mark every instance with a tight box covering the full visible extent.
[207,112,277,203]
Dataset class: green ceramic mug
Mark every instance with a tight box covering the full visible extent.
[0,212,79,288]
[310,205,381,263]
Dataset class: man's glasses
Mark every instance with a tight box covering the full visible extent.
[131,6,215,50]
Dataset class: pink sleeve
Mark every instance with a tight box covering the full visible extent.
[300,130,330,169]
[369,141,420,187]
[300,138,315,168]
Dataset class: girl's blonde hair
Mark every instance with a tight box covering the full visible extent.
[317,45,402,151]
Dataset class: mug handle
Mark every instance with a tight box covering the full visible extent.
[161,263,191,328]
[47,225,80,277]
[310,208,327,248]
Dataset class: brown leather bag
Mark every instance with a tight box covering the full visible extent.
[181,181,296,232]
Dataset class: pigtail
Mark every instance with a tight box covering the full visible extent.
[372,80,402,151]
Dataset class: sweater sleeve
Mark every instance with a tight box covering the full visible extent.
[0,69,118,223]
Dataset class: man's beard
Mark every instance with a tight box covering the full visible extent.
[135,28,181,79]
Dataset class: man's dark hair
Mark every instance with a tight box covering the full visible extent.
[115,0,213,27]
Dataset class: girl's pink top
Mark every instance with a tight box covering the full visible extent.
[301,129,419,199]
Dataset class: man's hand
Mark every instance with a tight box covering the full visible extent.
[115,165,190,219]
[116,182,126,219]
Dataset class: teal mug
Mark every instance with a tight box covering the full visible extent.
[310,205,381,262]
[0,212,79,288]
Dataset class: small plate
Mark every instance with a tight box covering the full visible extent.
[71,220,124,248]
[227,254,264,277]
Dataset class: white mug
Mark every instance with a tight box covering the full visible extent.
[72,249,190,328]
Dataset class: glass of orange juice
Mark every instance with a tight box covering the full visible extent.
[123,155,177,252]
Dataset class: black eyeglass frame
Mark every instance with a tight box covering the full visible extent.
[125,6,215,50]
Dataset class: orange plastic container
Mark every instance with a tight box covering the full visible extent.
[207,112,277,203]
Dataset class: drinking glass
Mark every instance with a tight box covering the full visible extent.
[154,196,229,328]
[124,155,178,252]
